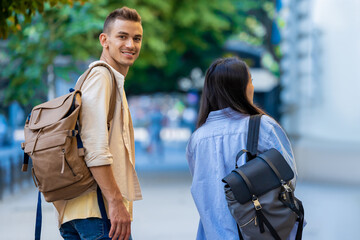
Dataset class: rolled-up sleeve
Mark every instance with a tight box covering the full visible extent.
[79,67,114,167]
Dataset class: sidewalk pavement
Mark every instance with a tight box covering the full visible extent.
[1,170,360,240]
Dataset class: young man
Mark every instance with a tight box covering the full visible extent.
[54,7,143,240]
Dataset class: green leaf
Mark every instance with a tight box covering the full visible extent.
[1,0,279,108]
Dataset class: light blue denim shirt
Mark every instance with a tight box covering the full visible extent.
[186,108,298,240]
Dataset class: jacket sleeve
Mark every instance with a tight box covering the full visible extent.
[78,67,114,167]
[262,117,298,184]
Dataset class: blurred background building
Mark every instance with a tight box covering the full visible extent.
[0,0,359,239]
[279,0,360,185]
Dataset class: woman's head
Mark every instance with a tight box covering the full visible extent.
[197,57,264,128]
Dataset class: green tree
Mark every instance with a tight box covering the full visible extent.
[230,1,282,75]
[0,0,277,111]
[1,2,104,114]
[0,0,86,39]
[119,0,241,93]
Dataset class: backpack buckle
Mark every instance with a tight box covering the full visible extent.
[252,196,262,210]
[281,180,292,192]
[68,130,78,136]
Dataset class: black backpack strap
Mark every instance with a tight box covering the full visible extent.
[280,194,304,240]
[96,186,111,229]
[35,191,42,240]
[236,114,303,240]
[237,114,263,240]
[238,114,282,240]
[236,168,282,240]
[246,115,262,160]
[255,209,281,240]
[295,199,305,240]
[235,114,262,167]
[22,153,30,172]
[237,224,244,240]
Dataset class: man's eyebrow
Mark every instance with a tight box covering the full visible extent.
[117,31,129,35]
[116,32,142,38]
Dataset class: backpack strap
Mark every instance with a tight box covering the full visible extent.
[96,186,111,229]
[295,199,304,240]
[237,114,283,240]
[74,62,117,124]
[246,114,262,160]
[35,191,42,240]
[234,114,262,167]
[237,114,304,240]
[279,195,305,240]
[247,115,304,239]
[237,224,244,240]
[34,187,111,240]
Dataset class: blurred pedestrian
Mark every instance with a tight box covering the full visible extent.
[0,114,7,146]
[146,105,164,159]
[186,57,298,239]
[55,7,143,240]
[182,104,197,132]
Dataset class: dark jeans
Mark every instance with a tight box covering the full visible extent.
[60,217,132,240]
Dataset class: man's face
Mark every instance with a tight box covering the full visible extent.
[105,19,143,69]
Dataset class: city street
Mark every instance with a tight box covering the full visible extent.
[1,168,360,240]
[1,0,359,239]
[1,141,360,240]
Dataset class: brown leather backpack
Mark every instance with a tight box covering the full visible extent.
[21,63,116,202]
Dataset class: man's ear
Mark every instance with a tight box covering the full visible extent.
[99,33,108,48]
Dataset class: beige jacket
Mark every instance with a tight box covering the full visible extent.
[54,60,142,223]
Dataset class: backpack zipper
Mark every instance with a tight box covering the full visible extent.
[240,216,257,228]
[61,149,76,176]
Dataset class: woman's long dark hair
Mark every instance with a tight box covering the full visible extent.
[197,57,265,128]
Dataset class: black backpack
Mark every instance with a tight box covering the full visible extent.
[222,115,304,240]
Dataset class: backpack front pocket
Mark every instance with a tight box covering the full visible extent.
[25,131,83,192]
[31,144,82,192]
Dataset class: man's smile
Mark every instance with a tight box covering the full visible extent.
[121,50,135,56]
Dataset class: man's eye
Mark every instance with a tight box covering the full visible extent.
[119,35,126,39]
[134,37,141,42]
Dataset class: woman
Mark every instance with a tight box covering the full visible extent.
[186,57,298,239]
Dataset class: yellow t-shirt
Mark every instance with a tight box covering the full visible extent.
[62,190,133,224]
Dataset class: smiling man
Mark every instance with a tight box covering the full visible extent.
[55,7,143,240]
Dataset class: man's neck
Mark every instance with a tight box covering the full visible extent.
[100,54,128,77]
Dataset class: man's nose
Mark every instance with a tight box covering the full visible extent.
[125,39,134,48]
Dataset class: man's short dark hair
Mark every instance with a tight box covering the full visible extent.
[103,7,142,34]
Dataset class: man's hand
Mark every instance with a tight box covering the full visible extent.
[89,165,131,240]
[108,198,131,240]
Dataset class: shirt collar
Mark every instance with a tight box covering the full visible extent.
[206,107,246,122]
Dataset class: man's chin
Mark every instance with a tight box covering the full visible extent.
[121,59,136,66]
[114,60,135,68]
